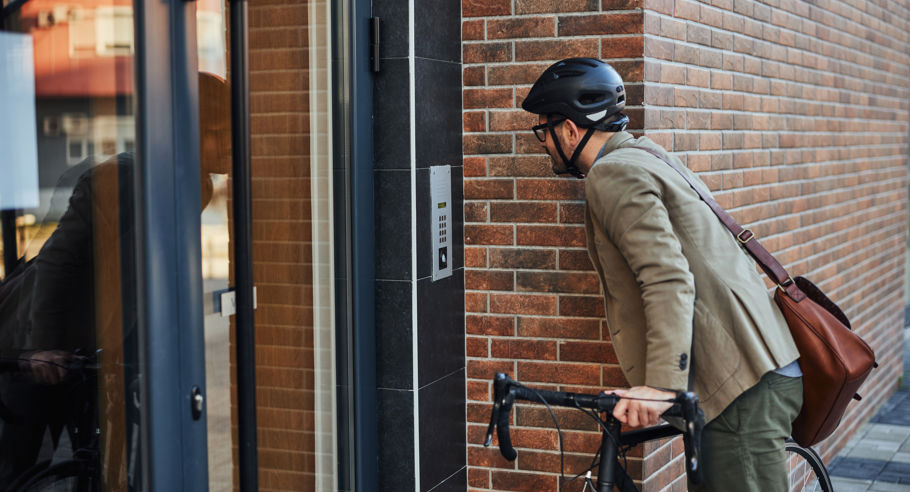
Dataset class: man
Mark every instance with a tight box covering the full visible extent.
[520,57,803,491]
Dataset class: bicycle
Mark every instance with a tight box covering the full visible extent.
[0,353,100,492]
[484,373,832,492]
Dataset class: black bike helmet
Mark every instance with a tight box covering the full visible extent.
[522,58,628,178]
[522,57,627,131]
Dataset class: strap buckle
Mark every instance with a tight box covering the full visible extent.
[777,276,794,292]
[737,229,754,244]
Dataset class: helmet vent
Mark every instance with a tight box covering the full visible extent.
[579,93,607,105]
[617,94,625,104]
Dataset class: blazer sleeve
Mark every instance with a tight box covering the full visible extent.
[586,160,694,391]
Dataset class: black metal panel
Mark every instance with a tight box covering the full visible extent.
[133,0,208,487]
[228,0,258,489]
[333,0,378,488]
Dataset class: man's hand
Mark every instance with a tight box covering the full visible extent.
[18,350,76,384]
[609,386,676,428]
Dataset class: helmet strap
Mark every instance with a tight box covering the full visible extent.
[549,124,597,179]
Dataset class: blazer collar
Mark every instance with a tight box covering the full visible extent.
[594,131,636,163]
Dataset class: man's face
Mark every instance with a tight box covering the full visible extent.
[536,115,572,176]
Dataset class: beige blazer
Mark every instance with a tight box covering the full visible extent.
[584,132,799,421]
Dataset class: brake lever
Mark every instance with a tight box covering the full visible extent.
[679,391,704,484]
[484,373,518,460]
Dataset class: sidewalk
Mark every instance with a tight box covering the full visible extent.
[827,329,910,491]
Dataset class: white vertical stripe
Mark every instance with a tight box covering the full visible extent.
[409,1,420,491]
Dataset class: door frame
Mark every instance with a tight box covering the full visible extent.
[133,0,208,488]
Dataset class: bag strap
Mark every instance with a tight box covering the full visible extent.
[630,146,805,301]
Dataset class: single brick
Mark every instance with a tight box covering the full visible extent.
[516,271,601,294]
[489,248,557,269]
[515,38,599,61]
[487,17,556,39]
[465,224,514,245]
[464,179,514,199]
[462,65,485,86]
[465,269,514,291]
[463,42,512,64]
[490,293,557,315]
[466,315,514,336]
[464,88,514,109]
[516,225,586,247]
[490,201,558,223]
[558,12,643,36]
[463,0,510,17]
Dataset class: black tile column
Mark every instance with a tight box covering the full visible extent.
[372,1,464,491]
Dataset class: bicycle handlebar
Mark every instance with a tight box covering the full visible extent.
[0,354,99,374]
[484,372,704,482]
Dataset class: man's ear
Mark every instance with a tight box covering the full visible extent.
[562,119,582,146]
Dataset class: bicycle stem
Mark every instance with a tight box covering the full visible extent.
[596,418,621,492]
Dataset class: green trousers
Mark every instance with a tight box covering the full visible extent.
[688,371,803,492]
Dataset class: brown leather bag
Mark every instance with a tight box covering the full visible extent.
[774,276,876,445]
[634,147,878,447]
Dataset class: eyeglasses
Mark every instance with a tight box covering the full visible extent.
[531,117,567,143]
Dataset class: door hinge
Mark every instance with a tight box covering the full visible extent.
[370,17,381,73]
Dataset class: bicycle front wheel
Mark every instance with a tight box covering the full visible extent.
[786,440,833,492]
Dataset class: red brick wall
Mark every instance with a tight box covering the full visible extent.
[463,0,910,490]
[234,0,318,489]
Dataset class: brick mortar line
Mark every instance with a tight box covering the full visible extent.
[462,213,906,271]
[466,339,608,346]
[640,451,686,484]
[461,11,910,64]
[754,188,906,225]
[460,45,909,94]
[746,210,904,238]
[462,135,910,146]
[712,170,908,194]
[643,26,910,68]
[762,217,904,256]
[825,246,906,292]
[462,1,910,31]
[802,0,910,36]
[825,238,905,280]
[640,57,910,94]
[696,164,907,178]
[646,6,910,60]
[463,166,905,182]
[464,314,600,322]
[636,62,910,100]
[735,0,910,30]
[796,262,903,310]
[849,288,906,327]
[464,130,909,140]
[461,10,642,22]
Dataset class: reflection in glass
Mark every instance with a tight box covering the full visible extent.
[0,0,138,488]
[198,67,234,491]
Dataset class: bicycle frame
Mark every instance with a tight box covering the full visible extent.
[485,373,703,492]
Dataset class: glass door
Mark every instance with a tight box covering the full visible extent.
[0,0,141,488]
[195,0,339,489]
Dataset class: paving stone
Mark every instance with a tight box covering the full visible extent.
[831,476,872,492]
[880,462,910,484]
[854,440,903,451]
[872,392,910,427]
[831,329,910,489]
[866,425,910,443]
[869,481,910,492]
[830,457,888,480]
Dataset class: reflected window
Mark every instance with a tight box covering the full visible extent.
[0,0,140,488]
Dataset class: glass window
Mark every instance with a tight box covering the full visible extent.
[0,0,140,487]
[196,0,339,488]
